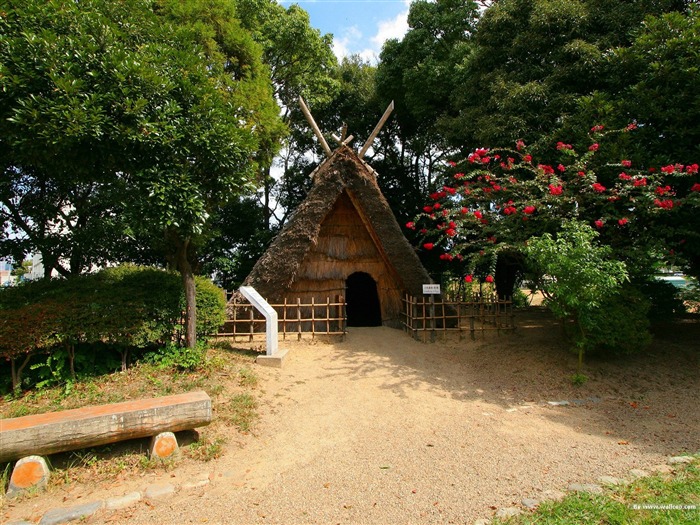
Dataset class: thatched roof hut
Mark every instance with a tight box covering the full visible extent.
[242,145,433,328]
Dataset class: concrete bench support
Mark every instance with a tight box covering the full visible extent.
[6,455,50,498]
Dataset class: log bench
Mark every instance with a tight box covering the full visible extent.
[0,391,211,497]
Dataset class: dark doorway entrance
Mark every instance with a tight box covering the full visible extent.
[346,272,382,327]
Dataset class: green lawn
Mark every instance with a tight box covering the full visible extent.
[494,458,700,525]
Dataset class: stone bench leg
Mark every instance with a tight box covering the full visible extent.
[6,455,50,498]
[149,432,179,460]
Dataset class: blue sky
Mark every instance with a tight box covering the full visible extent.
[278,0,411,62]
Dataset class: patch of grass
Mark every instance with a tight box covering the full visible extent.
[238,367,258,388]
[494,458,700,524]
[226,393,258,433]
[570,372,588,386]
[0,343,261,489]
[186,435,227,462]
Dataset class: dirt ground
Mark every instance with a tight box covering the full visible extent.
[3,308,699,524]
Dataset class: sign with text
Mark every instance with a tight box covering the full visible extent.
[422,284,441,295]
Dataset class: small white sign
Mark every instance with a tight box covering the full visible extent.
[422,284,441,294]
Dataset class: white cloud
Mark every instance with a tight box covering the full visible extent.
[370,7,410,48]
[332,25,362,61]
[332,1,411,63]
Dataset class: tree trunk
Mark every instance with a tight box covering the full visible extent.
[11,354,32,392]
[262,166,272,230]
[495,251,523,300]
[175,236,197,349]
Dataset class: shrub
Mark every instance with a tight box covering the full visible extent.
[639,279,686,322]
[0,265,226,391]
[525,220,630,367]
[585,284,652,358]
[192,276,227,338]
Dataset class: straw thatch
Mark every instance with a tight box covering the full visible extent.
[241,145,433,327]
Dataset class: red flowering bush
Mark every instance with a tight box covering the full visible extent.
[408,125,700,298]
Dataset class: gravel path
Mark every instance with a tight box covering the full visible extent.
[5,311,699,524]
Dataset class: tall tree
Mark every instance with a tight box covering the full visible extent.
[0,0,282,347]
[444,0,687,151]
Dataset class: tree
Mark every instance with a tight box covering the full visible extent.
[236,0,337,227]
[0,0,282,347]
[444,0,687,151]
[408,126,700,300]
[525,220,630,367]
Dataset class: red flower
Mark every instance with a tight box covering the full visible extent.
[539,164,555,175]
[454,172,465,179]
[523,205,536,215]
[548,184,564,196]
[654,199,674,209]
[621,160,632,168]
[619,172,632,181]
[556,142,573,150]
[405,221,415,229]
[557,164,566,173]
[423,205,433,213]
[633,177,647,187]
[577,171,586,177]
[503,206,517,215]
[523,154,532,162]
[423,243,434,250]
[447,161,456,167]
[655,185,673,196]
[618,218,628,226]
[433,202,441,209]
[591,124,604,132]
[420,228,428,234]
[446,228,457,237]
[461,207,468,214]
[592,182,606,193]
[485,275,494,283]
[589,143,599,152]
[516,140,525,151]
[473,210,483,219]
[626,123,638,131]
[686,164,699,174]
[464,275,473,283]
[691,183,700,192]
[594,220,604,229]
[661,165,675,174]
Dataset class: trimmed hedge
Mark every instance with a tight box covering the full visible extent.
[0,265,226,391]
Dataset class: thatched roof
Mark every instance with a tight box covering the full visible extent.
[242,145,432,300]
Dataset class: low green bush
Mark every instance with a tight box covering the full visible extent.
[0,265,226,392]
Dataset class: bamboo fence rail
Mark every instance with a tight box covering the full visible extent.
[401,294,515,341]
[218,296,346,341]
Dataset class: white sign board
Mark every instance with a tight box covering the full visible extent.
[422,284,441,295]
[239,286,278,356]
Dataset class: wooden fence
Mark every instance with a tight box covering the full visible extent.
[402,294,515,341]
[217,296,346,341]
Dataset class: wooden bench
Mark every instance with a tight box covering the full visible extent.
[1,391,211,496]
